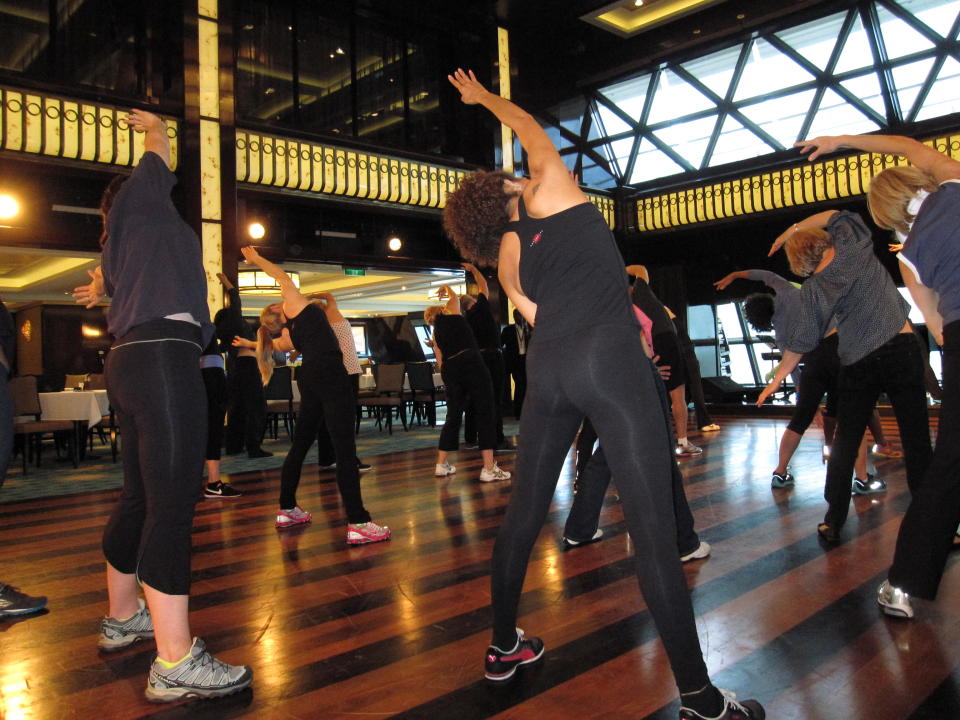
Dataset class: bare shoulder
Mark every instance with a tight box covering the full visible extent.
[524,167,588,217]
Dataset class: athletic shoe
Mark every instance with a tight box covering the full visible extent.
[435,462,456,476]
[145,637,252,703]
[484,628,544,681]
[204,481,242,498]
[877,579,913,619]
[679,688,765,719]
[463,443,480,450]
[852,474,886,495]
[479,464,511,482]
[701,423,721,432]
[98,598,154,651]
[318,461,337,470]
[357,460,372,473]
[676,442,703,457]
[276,506,312,529]
[872,443,903,458]
[680,540,712,563]
[346,521,391,545]
[247,449,273,459]
[0,583,47,617]
[771,471,795,489]
[561,529,603,548]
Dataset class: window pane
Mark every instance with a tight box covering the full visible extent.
[876,3,936,61]
[726,343,756,385]
[647,69,714,124]
[593,101,632,136]
[708,115,775,167]
[733,38,815,102]
[892,57,937,119]
[834,13,875,74]
[716,302,743,341]
[681,44,741,98]
[406,38,441,154]
[0,1,49,77]
[775,12,848,71]
[688,305,716,340]
[629,138,684,183]
[738,90,816,147]
[597,73,651,121]
[653,115,717,168]
[838,72,886,119]
[752,344,780,381]
[296,7,353,136]
[236,1,295,123]
[899,0,960,38]
[804,88,879,139]
[355,23,405,146]
[915,56,960,121]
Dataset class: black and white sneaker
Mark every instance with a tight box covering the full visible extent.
[679,688,765,719]
[561,529,604,548]
[484,628,544,681]
[0,583,47,616]
[357,460,372,473]
[852,474,886,495]
[204,481,242,498]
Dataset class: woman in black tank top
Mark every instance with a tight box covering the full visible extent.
[441,69,764,719]
[238,247,390,546]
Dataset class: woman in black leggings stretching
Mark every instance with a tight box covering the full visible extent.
[443,69,763,720]
[238,247,389,545]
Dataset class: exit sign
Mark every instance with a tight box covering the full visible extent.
[343,266,366,276]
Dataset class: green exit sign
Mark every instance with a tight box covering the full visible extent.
[343,266,366,276]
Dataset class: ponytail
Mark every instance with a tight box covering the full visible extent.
[256,325,276,386]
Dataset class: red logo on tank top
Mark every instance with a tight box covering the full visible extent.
[530,230,543,247]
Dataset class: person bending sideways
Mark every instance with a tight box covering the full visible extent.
[797,132,960,618]
[756,210,932,544]
[73,109,251,701]
[424,285,511,483]
[443,68,764,720]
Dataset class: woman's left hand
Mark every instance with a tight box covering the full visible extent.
[768,227,794,257]
[241,246,260,263]
[447,69,488,105]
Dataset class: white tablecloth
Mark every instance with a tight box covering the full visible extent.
[38,390,109,428]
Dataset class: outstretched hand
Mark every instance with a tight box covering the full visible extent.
[124,108,165,134]
[794,136,844,162]
[240,246,261,263]
[713,273,738,291]
[73,268,104,309]
[447,68,488,105]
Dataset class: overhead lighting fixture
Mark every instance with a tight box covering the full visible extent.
[237,270,300,295]
[248,222,266,240]
[582,0,722,37]
[0,194,20,221]
[387,236,402,252]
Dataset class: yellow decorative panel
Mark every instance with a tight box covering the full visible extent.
[202,222,224,316]
[200,119,222,221]
[0,85,179,171]
[198,17,220,119]
[498,27,513,173]
[198,0,218,20]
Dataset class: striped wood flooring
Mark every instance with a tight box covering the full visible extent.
[1,416,958,719]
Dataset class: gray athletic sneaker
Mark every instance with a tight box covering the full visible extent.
[145,637,253,703]
[98,598,154,651]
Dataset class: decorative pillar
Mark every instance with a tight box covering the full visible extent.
[497,27,513,173]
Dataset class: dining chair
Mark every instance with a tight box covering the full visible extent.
[405,361,443,427]
[9,376,78,473]
[263,366,295,439]
[356,363,407,434]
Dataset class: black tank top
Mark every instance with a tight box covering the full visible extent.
[631,279,675,337]
[434,314,479,358]
[287,303,343,366]
[507,197,634,341]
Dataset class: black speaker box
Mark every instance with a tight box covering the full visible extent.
[701,376,746,403]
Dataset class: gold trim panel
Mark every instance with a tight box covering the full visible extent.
[633,135,960,232]
[0,86,179,170]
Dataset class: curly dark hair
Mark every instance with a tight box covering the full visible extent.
[743,293,776,333]
[442,170,514,267]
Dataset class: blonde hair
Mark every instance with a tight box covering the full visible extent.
[423,306,443,326]
[785,228,834,277]
[867,166,938,235]
[256,304,283,385]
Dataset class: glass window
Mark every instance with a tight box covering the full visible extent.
[838,72,886,119]
[733,38,815,102]
[296,7,353,136]
[775,12,848,71]
[608,136,635,176]
[708,115,776,167]
[751,344,779,381]
[354,22,405,146]
[236,1,296,123]
[352,325,369,357]
[0,1,50,77]
[694,345,718,377]
[598,73,651,121]
[738,90,816,148]
[899,0,960,38]
[726,343,756,385]
[833,13,875,74]
[653,115,717,169]
[876,4,936,61]
[681,45,741,99]
[891,57,937,118]
[629,137,684,183]
[688,305,716,340]
[580,158,617,189]
[804,88,879,139]
[716,302,743,341]
[593,101,632,136]
[647,69,714,124]
[915,56,960,121]
[405,37,442,154]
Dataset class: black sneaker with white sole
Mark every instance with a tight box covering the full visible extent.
[204,481,242,498]
[679,689,765,719]
[484,628,544,681]
[0,583,47,616]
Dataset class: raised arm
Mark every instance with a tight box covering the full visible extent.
[768,211,838,256]
[126,109,171,167]
[497,234,537,326]
[437,285,461,315]
[240,246,308,317]
[73,266,106,309]
[462,262,489,297]
[625,264,650,283]
[308,291,346,323]
[713,270,750,291]
[797,134,960,183]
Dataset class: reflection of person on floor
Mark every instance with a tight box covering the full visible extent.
[501,309,529,419]
[0,295,48,617]
[306,291,371,474]
[73,109,251,700]
[444,68,763,719]
[461,262,509,449]
[202,273,242,498]
[217,273,271,459]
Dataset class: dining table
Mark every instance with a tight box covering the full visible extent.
[37,389,111,460]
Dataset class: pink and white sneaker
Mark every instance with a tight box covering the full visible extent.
[347,521,391,545]
[276,506,312,529]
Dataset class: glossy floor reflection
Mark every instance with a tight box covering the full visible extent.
[1,416,957,719]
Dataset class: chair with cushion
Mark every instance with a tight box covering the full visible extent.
[357,363,407,434]
[9,376,78,473]
[263,366,295,439]
[405,361,443,427]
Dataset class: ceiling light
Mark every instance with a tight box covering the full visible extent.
[335,47,345,55]
[248,222,266,240]
[237,269,300,295]
[0,194,20,221]
[634,0,643,5]
[388,236,402,252]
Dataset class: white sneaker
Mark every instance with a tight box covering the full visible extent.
[479,464,511,482]
[877,579,914,618]
[435,462,456,476]
[680,540,712,563]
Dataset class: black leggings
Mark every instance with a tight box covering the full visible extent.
[202,366,227,461]
[465,349,505,445]
[225,356,266,454]
[102,320,206,596]
[889,320,960,599]
[279,360,370,523]
[787,334,840,435]
[316,373,360,466]
[824,333,932,528]
[439,352,497,452]
[491,323,709,693]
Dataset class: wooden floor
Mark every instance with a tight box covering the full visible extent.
[2,416,958,720]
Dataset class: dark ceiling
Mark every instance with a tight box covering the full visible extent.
[497,0,846,112]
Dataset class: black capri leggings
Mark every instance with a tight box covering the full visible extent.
[439,351,497,452]
[787,334,841,435]
[202,366,227,461]
[279,359,370,523]
[103,320,206,596]
[491,322,710,693]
